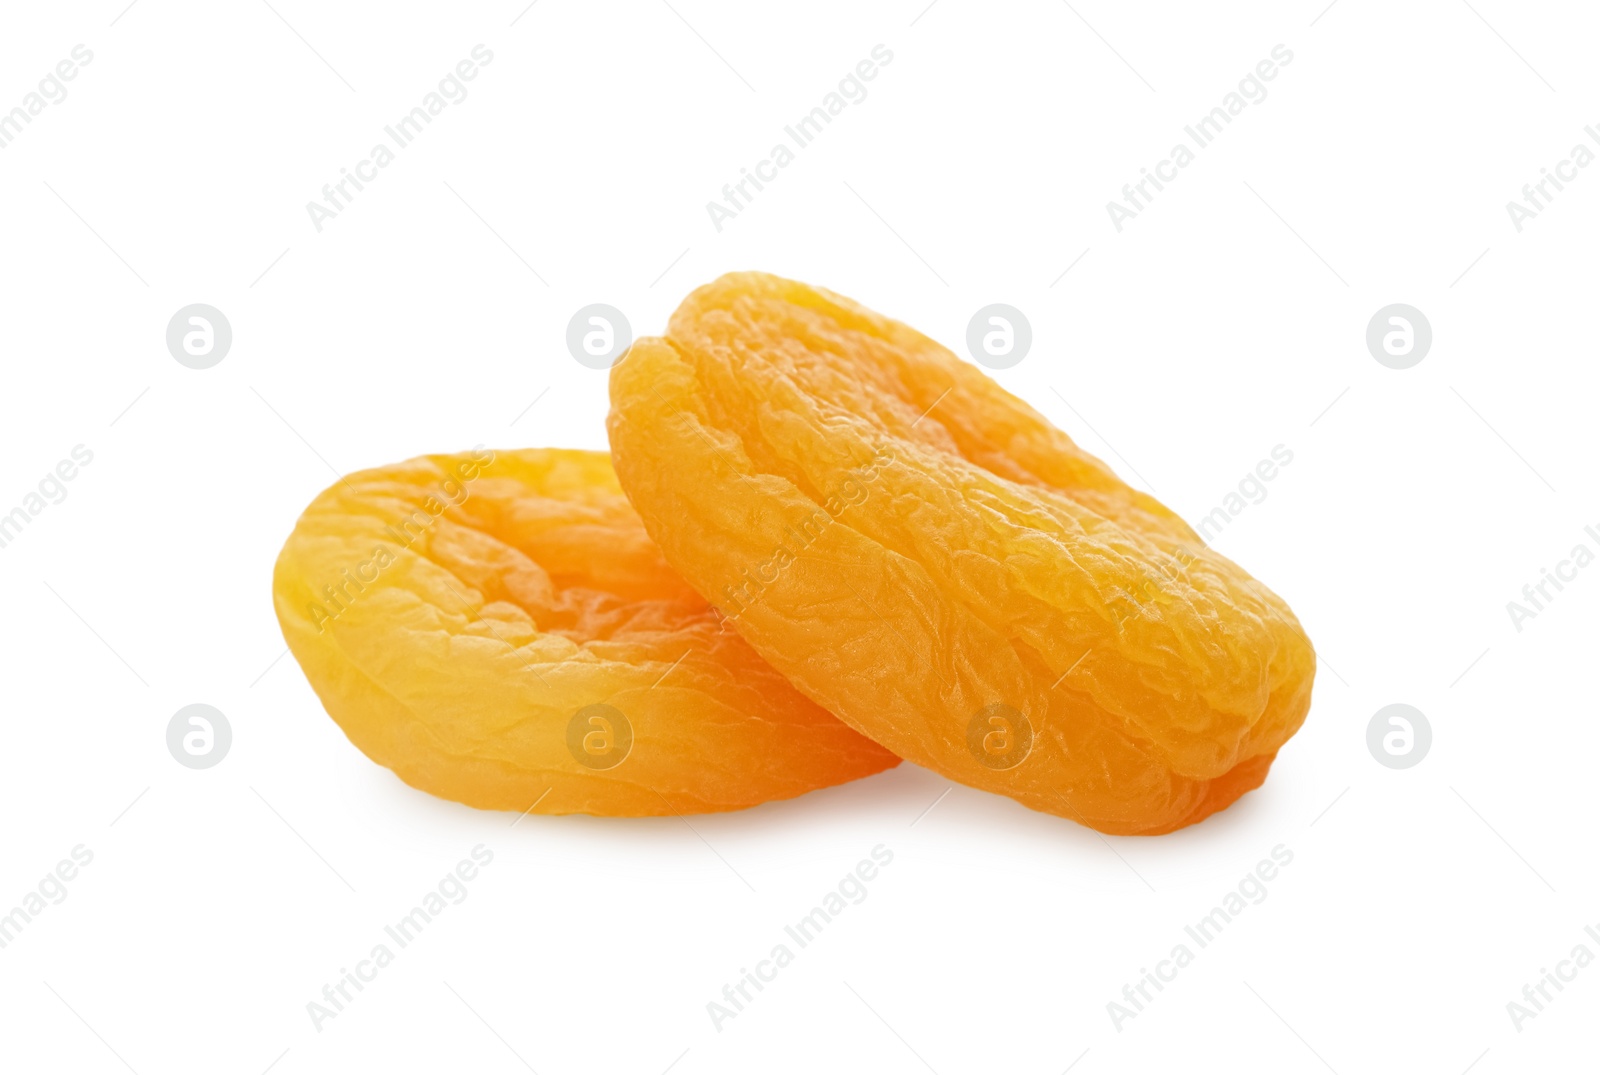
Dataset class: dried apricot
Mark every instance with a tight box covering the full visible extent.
[272,447,898,816]
[607,273,1315,835]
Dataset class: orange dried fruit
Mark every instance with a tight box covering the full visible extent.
[272,447,898,816]
[607,272,1315,835]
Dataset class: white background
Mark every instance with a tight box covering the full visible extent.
[1,1,1596,1072]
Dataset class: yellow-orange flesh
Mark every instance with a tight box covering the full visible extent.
[273,447,899,816]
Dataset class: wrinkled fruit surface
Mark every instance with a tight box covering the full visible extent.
[608,273,1315,835]
[273,447,898,816]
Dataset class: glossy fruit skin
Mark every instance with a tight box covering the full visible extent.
[608,273,1315,835]
[272,447,898,816]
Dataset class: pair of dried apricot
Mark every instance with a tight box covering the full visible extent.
[274,273,1313,833]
